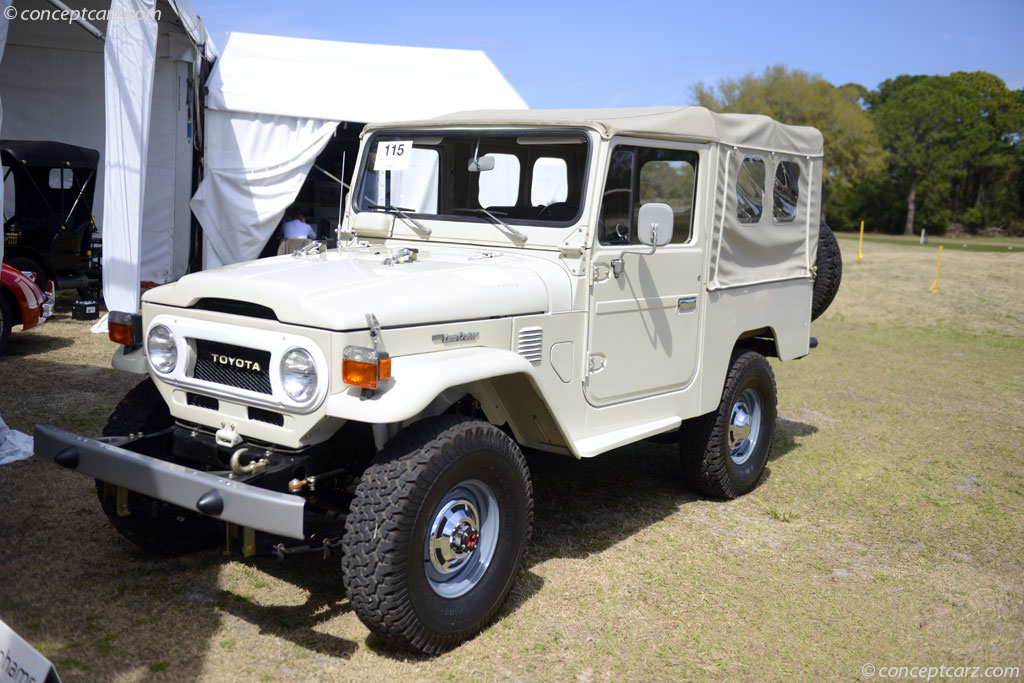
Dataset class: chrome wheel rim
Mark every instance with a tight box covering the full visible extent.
[424,479,499,598]
[728,388,762,466]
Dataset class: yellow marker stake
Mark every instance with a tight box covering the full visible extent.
[856,220,864,261]
[929,245,943,292]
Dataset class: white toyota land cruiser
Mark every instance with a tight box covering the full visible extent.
[38,106,841,654]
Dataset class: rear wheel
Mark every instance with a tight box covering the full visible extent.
[679,350,777,498]
[342,416,533,654]
[5,257,46,288]
[96,378,221,555]
[812,222,842,321]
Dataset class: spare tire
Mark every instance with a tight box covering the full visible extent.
[812,221,842,321]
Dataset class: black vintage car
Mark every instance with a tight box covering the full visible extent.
[2,140,101,296]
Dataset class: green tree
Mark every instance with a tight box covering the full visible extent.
[691,64,885,218]
[874,75,987,234]
[946,71,1024,229]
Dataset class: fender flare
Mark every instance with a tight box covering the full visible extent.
[324,347,535,424]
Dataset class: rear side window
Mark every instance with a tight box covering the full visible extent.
[49,168,73,190]
[773,161,800,223]
[736,157,765,224]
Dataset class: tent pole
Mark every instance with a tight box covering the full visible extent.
[43,0,105,41]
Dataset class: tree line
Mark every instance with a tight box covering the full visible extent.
[692,65,1024,235]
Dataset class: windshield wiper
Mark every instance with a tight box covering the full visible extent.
[367,204,432,236]
[453,207,528,242]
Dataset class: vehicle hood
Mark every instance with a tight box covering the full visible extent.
[143,245,571,330]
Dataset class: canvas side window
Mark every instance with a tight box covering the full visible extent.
[531,157,568,206]
[637,148,697,244]
[736,157,765,224]
[773,160,800,223]
[49,168,73,190]
[478,153,520,208]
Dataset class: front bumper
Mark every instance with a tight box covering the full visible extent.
[34,424,306,539]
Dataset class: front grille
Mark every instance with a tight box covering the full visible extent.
[192,339,272,394]
[191,298,277,321]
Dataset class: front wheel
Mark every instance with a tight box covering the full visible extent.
[96,378,221,555]
[342,416,533,654]
[679,350,777,498]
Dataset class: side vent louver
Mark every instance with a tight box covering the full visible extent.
[517,327,543,366]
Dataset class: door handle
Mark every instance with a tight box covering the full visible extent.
[677,297,697,314]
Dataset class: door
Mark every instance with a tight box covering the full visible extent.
[585,141,704,405]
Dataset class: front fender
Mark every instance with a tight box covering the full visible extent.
[325,347,534,423]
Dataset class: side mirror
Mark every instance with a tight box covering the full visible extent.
[610,203,675,279]
[637,203,674,247]
[468,154,495,172]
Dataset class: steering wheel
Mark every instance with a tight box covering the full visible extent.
[536,202,578,221]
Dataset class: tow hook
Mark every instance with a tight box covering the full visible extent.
[229,447,268,475]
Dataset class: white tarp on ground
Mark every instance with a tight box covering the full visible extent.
[191,32,528,268]
[0,413,33,465]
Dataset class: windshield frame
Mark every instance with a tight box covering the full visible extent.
[351,127,593,230]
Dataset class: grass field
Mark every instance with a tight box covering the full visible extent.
[836,230,1024,253]
[1,239,1022,681]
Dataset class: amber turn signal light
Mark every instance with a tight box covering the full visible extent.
[342,346,391,390]
[108,311,142,347]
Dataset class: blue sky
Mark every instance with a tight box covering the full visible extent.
[196,0,1024,108]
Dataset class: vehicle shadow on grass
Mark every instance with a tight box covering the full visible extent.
[523,416,817,565]
[769,417,818,462]
[213,554,360,660]
[0,330,75,356]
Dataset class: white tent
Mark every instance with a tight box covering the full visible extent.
[0,0,215,311]
[190,32,528,269]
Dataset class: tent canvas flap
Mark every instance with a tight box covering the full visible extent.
[101,0,158,313]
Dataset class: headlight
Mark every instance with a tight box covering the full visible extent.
[281,348,317,402]
[147,324,177,373]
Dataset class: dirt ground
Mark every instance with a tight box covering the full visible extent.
[1,239,1022,681]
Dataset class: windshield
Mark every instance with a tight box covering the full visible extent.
[354,131,589,226]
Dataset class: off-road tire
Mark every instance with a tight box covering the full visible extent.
[342,415,533,654]
[5,256,46,288]
[96,378,221,555]
[0,293,13,353]
[679,350,777,498]
[812,221,842,321]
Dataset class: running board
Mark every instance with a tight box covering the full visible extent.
[572,417,682,459]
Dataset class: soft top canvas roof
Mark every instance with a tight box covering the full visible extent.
[1,140,100,169]
[364,106,824,156]
[205,33,528,122]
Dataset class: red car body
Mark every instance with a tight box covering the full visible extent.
[1,261,53,351]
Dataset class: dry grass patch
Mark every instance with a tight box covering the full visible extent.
[1,243,1022,681]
